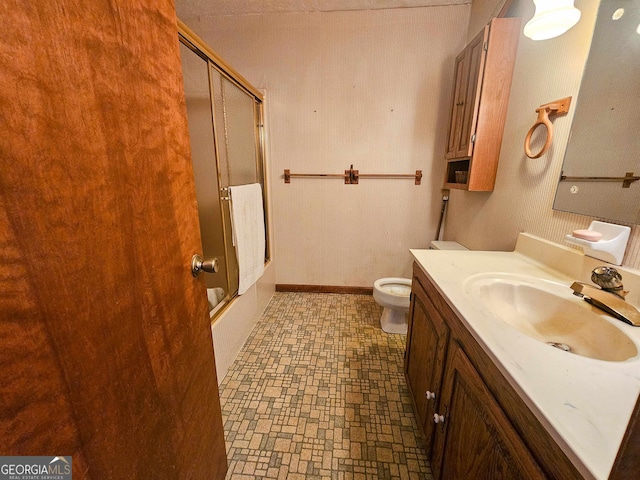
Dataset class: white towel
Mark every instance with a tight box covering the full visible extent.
[229,183,266,295]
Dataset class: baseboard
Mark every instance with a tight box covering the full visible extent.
[276,284,373,295]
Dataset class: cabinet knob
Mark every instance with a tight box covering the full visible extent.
[426,391,436,400]
[433,413,445,424]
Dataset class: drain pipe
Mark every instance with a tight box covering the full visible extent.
[434,190,450,241]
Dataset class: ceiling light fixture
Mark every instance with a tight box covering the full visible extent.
[524,0,582,40]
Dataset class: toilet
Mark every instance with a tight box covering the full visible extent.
[373,277,412,334]
[374,242,468,334]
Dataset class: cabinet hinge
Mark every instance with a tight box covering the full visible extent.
[471,134,476,144]
[483,42,488,51]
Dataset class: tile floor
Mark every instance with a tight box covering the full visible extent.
[219,292,432,479]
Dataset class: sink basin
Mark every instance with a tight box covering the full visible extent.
[463,273,638,362]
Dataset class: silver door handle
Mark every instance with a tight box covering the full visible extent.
[191,254,219,277]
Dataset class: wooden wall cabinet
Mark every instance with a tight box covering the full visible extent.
[443,17,520,191]
[405,263,584,479]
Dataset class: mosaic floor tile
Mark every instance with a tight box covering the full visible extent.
[219,292,433,479]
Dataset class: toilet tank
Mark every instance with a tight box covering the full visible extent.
[429,240,468,250]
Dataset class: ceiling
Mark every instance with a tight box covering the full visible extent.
[176,0,471,18]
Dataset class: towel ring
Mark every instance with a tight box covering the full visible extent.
[524,97,572,159]
[524,107,554,159]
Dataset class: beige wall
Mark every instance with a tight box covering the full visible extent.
[182,6,471,286]
[446,0,640,269]
[181,0,640,287]
[467,0,511,40]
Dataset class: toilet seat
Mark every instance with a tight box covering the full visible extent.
[373,277,412,311]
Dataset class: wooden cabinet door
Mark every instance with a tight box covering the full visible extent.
[445,50,469,159]
[1,1,227,479]
[432,342,544,480]
[405,272,450,457]
[445,26,488,160]
[455,28,488,159]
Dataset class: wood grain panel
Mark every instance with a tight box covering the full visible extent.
[405,290,434,429]
[468,17,520,191]
[434,341,545,479]
[0,208,85,466]
[405,264,451,459]
[610,393,640,479]
[0,1,226,478]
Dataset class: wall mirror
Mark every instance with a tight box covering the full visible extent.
[553,0,640,224]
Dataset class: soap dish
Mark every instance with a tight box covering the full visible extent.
[565,221,631,265]
[572,229,603,242]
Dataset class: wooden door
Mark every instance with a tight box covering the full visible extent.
[454,26,488,159]
[405,267,449,458]
[431,342,544,480]
[445,50,469,159]
[444,26,488,161]
[0,1,227,479]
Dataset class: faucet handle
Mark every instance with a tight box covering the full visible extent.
[591,266,627,298]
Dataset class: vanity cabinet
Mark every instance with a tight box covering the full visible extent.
[405,276,449,455]
[443,17,520,191]
[431,341,544,479]
[405,263,583,479]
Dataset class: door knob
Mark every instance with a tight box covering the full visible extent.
[191,254,219,277]
[426,391,436,400]
[433,413,445,424]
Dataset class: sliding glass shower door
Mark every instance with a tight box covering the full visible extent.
[179,41,231,311]
[178,24,268,318]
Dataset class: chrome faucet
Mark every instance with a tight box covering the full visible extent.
[570,267,640,327]
[590,266,627,298]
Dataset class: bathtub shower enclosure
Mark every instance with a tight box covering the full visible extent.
[178,21,269,317]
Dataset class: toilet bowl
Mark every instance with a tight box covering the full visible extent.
[373,277,412,334]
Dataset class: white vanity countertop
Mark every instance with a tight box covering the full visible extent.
[411,234,640,480]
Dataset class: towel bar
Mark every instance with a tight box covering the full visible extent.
[284,165,422,185]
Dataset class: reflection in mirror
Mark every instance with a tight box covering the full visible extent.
[553,0,640,224]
